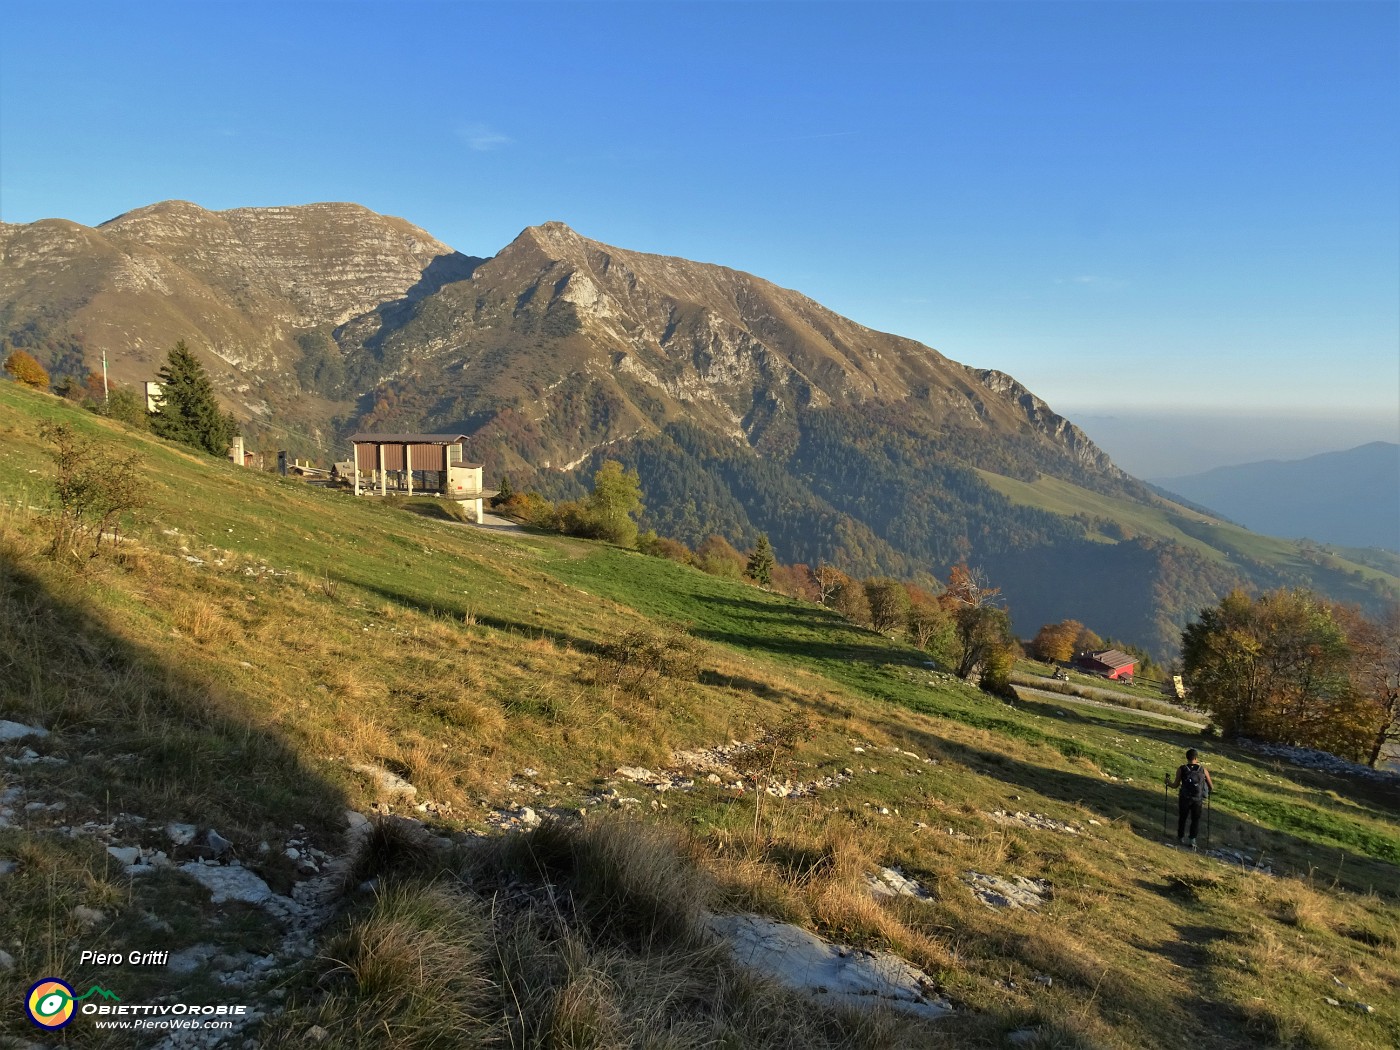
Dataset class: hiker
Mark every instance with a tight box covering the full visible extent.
[1167,748,1214,847]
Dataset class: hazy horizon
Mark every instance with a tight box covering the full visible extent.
[1061,408,1400,479]
[3,2,1396,425]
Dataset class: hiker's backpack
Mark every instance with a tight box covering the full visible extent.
[1179,764,1207,800]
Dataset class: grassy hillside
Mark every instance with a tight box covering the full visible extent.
[1,381,1397,1049]
[977,469,1399,650]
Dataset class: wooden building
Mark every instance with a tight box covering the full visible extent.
[348,433,485,521]
[1072,649,1137,681]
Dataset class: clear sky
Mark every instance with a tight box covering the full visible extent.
[3,1,1397,453]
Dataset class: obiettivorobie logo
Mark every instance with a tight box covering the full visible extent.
[25,979,120,1029]
[24,978,249,1032]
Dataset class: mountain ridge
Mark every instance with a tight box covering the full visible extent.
[1,200,1394,654]
[1154,441,1400,553]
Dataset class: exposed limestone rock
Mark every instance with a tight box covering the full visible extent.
[972,368,1124,477]
[987,810,1084,834]
[351,763,418,798]
[963,872,1051,910]
[706,912,953,1020]
[867,866,935,904]
[0,720,48,741]
[180,861,282,906]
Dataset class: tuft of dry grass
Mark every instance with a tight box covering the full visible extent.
[265,882,497,1049]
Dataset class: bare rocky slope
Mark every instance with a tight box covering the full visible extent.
[2,202,1394,654]
[0,200,480,428]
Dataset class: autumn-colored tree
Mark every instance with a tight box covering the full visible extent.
[906,584,955,664]
[4,349,50,390]
[695,535,746,579]
[772,563,820,603]
[1074,625,1104,653]
[940,565,1018,686]
[809,563,844,606]
[864,577,910,635]
[1182,588,1373,758]
[637,531,693,565]
[1332,602,1400,768]
[1032,619,1084,663]
[830,576,872,627]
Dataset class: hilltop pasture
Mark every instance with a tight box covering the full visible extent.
[0,382,1396,1049]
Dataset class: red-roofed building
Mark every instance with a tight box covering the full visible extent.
[1072,649,1137,681]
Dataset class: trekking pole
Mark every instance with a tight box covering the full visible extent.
[1162,776,1168,840]
[1205,790,1212,849]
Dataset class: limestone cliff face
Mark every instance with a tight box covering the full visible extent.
[1,201,1127,499]
[98,201,458,329]
[970,369,1124,478]
[345,221,1123,486]
[0,201,475,417]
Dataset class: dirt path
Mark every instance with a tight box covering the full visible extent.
[471,510,526,532]
[1014,684,1207,730]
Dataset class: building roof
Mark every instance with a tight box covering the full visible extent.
[1088,649,1136,670]
[348,433,470,445]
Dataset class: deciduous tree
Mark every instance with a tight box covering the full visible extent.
[864,577,910,635]
[809,563,843,606]
[906,584,955,663]
[585,459,644,547]
[830,576,872,627]
[1032,619,1084,663]
[696,535,746,579]
[41,421,145,561]
[1333,603,1400,768]
[941,565,1017,686]
[4,349,50,390]
[1182,588,1372,758]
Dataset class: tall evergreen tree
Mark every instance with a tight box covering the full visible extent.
[745,534,775,588]
[150,342,238,456]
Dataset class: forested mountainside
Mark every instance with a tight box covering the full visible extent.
[2,203,1394,655]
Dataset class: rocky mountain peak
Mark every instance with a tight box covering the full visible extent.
[972,369,1123,477]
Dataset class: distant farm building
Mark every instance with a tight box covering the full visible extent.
[348,433,484,521]
[1073,649,1137,681]
[228,436,259,468]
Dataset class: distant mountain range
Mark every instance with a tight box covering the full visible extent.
[1154,442,1400,553]
[2,201,1395,655]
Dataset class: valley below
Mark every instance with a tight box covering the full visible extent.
[1,383,1396,1049]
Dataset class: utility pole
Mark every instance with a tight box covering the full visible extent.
[102,349,109,408]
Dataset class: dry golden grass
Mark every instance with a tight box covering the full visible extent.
[264,882,498,1050]
[3,389,1397,1049]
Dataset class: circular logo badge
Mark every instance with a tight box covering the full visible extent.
[26,979,76,1029]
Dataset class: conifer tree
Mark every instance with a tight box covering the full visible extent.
[745,534,775,588]
[150,341,237,456]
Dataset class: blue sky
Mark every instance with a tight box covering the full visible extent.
[3,1,1397,459]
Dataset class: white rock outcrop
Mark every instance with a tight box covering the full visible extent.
[705,912,952,1020]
